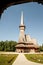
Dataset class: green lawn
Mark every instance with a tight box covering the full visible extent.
[25,54,43,64]
[0,54,18,65]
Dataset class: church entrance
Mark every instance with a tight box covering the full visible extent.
[20,49,24,53]
[21,50,22,53]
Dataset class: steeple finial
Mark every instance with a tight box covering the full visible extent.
[21,11,24,25]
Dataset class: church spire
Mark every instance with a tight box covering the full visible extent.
[21,11,24,25]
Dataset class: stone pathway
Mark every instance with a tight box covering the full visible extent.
[12,53,43,65]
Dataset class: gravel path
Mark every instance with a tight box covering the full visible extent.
[12,53,43,65]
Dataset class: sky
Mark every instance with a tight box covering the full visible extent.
[0,2,43,45]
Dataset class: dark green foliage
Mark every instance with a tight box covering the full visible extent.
[39,44,43,52]
[0,40,17,51]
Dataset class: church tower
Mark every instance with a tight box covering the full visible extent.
[18,11,25,43]
[15,12,39,53]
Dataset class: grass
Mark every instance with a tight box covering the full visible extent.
[0,54,18,65]
[25,54,43,64]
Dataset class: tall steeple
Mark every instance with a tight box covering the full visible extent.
[18,11,25,43]
[21,11,24,25]
[19,11,25,30]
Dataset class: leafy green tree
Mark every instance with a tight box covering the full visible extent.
[0,40,17,51]
[39,44,43,52]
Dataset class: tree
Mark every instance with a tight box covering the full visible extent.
[39,44,43,52]
[0,40,17,52]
